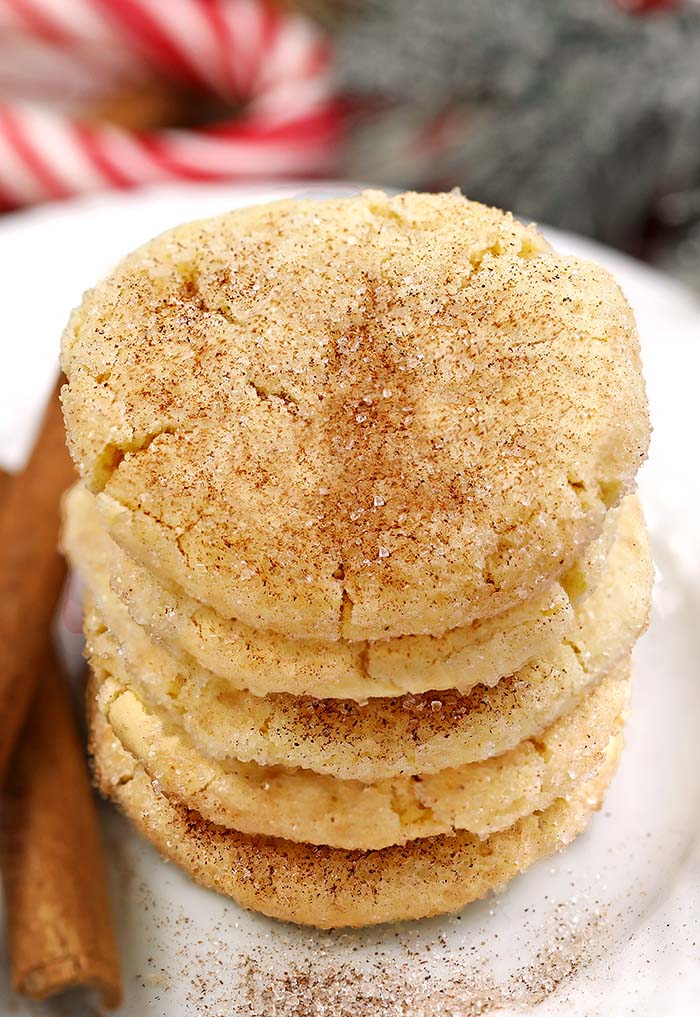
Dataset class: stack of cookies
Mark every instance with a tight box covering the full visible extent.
[61,191,652,929]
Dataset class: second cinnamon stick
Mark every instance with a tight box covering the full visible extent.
[0,646,122,1006]
[0,379,75,780]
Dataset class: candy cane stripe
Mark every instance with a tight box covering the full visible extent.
[248,76,335,127]
[91,0,207,87]
[72,122,135,189]
[249,0,282,92]
[19,107,106,192]
[0,105,70,199]
[0,0,338,208]
[155,129,330,175]
[5,0,72,43]
[145,0,229,96]
[204,106,339,144]
[98,126,177,186]
[11,0,114,44]
[0,123,47,204]
[201,0,244,97]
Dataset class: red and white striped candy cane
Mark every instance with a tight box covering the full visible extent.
[0,0,340,209]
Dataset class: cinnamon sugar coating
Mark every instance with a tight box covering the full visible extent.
[61,191,649,640]
[80,497,650,783]
[89,690,622,928]
[63,482,616,700]
[91,658,629,850]
[60,190,652,930]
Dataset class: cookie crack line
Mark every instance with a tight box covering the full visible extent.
[245,377,300,413]
[100,682,126,715]
[78,363,114,388]
[468,236,543,271]
[174,267,303,416]
[98,489,182,544]
[562,637,588,674]
[90,423,193,494]
[386,780,437,829]
[174,508,209,564]
[99,487,211,583]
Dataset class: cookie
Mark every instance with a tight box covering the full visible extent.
[64,482,617,700]
[61,190,649,641]
[91,658,629,850]
[90,694,622,928]
[82,497,651,781]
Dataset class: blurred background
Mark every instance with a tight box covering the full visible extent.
[1,0,700,289]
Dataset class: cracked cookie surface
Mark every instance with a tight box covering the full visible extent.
[63,482,619,700]
[90,658,629,850]
[61,190,649,641]
[80,497,651,782]
[90,693,623,928]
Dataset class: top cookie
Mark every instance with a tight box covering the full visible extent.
[61,190,649,641]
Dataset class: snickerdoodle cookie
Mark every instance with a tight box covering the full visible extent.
[91,658,629,850]
[61,190,649,641]
[64,481,616,700]
[80,495,650,782]
[90,689,622,928]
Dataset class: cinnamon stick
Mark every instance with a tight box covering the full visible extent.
[0,378,75,781]
[0,646,121,1005]
[0,378,121,1003]
[0,468,12,501]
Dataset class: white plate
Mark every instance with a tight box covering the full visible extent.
[0,183,698,1017]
